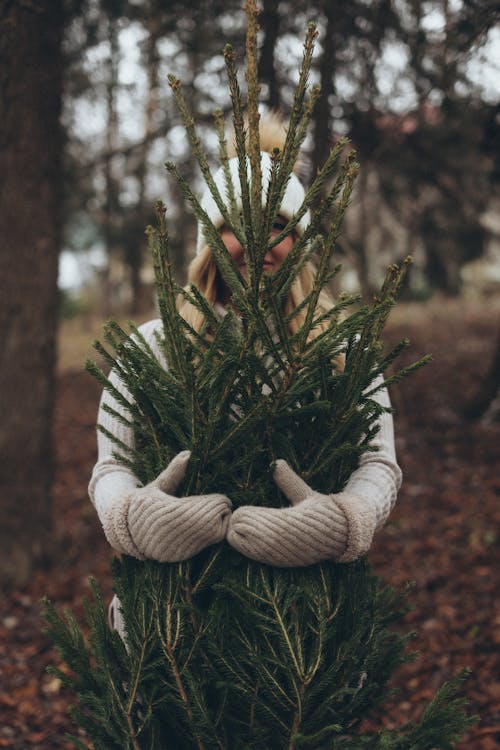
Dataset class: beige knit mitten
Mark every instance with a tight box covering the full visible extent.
[102,451,232,562]
[226,460,376,566]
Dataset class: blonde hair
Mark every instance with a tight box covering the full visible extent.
[177,244,337,343]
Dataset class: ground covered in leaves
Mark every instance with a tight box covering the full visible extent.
[0,300,499,749]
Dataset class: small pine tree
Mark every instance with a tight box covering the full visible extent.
[44,4,473,748]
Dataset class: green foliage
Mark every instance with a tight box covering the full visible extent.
[43,561,474,749]
[45,3,471,747]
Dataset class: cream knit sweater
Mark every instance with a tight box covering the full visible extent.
[89,318,402,561]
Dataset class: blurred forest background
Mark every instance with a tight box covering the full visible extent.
[58,0,499,309]
[0,0,499,748]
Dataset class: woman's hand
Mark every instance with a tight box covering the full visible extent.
[102,451,232,562]
[227,460,375,566]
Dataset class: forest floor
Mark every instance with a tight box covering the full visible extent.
[0,298,499,749]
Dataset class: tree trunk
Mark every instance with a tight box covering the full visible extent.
[0,1,63,587]
[311,2,336,180]
[258,0,281,110]
[461,325,500,421]
[102,18,120,317]
[352,164,373,299]
[126,20,161,315]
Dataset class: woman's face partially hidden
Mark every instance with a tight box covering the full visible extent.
[220,215,295,278]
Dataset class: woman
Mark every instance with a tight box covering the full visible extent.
[89,119,402,592]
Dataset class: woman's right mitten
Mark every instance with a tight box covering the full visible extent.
[102,451,232,562]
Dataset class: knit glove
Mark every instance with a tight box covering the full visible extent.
[102,451,232,562]
[227,460,376,566]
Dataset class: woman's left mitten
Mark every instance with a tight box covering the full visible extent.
[227,460,375,566]
[227,497,348,566]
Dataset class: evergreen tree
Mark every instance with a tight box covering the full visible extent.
[44,3,473,747]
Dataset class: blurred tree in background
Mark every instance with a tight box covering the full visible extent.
[0,0,64,586]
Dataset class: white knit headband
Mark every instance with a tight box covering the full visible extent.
[196,152,310,255]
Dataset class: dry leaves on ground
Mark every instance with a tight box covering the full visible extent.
[0,302,499,749]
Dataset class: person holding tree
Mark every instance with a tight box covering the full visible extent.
[88,115,402,633]
[47,12,471,743]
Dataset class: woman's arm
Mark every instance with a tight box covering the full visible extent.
[88,320,163,553]
[88,367,139,517]
[227,375,402,566]
[332,374,402,561]
[344,375,402,529]
[88,319,231,561]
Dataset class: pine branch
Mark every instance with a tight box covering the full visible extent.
[167,75,246,249]
[164,160,248,303]
[245,0,263,243]
[214,108,240,225]
[223,43,254,255]
[148,202,191,381]
[279,22,318,187]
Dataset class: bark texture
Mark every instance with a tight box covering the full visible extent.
[311,1,336,179]
[258,0,281,109]
[0,0,63,586]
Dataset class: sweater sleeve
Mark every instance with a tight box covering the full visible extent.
[334,375,402,562]
[88,319,164,528]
